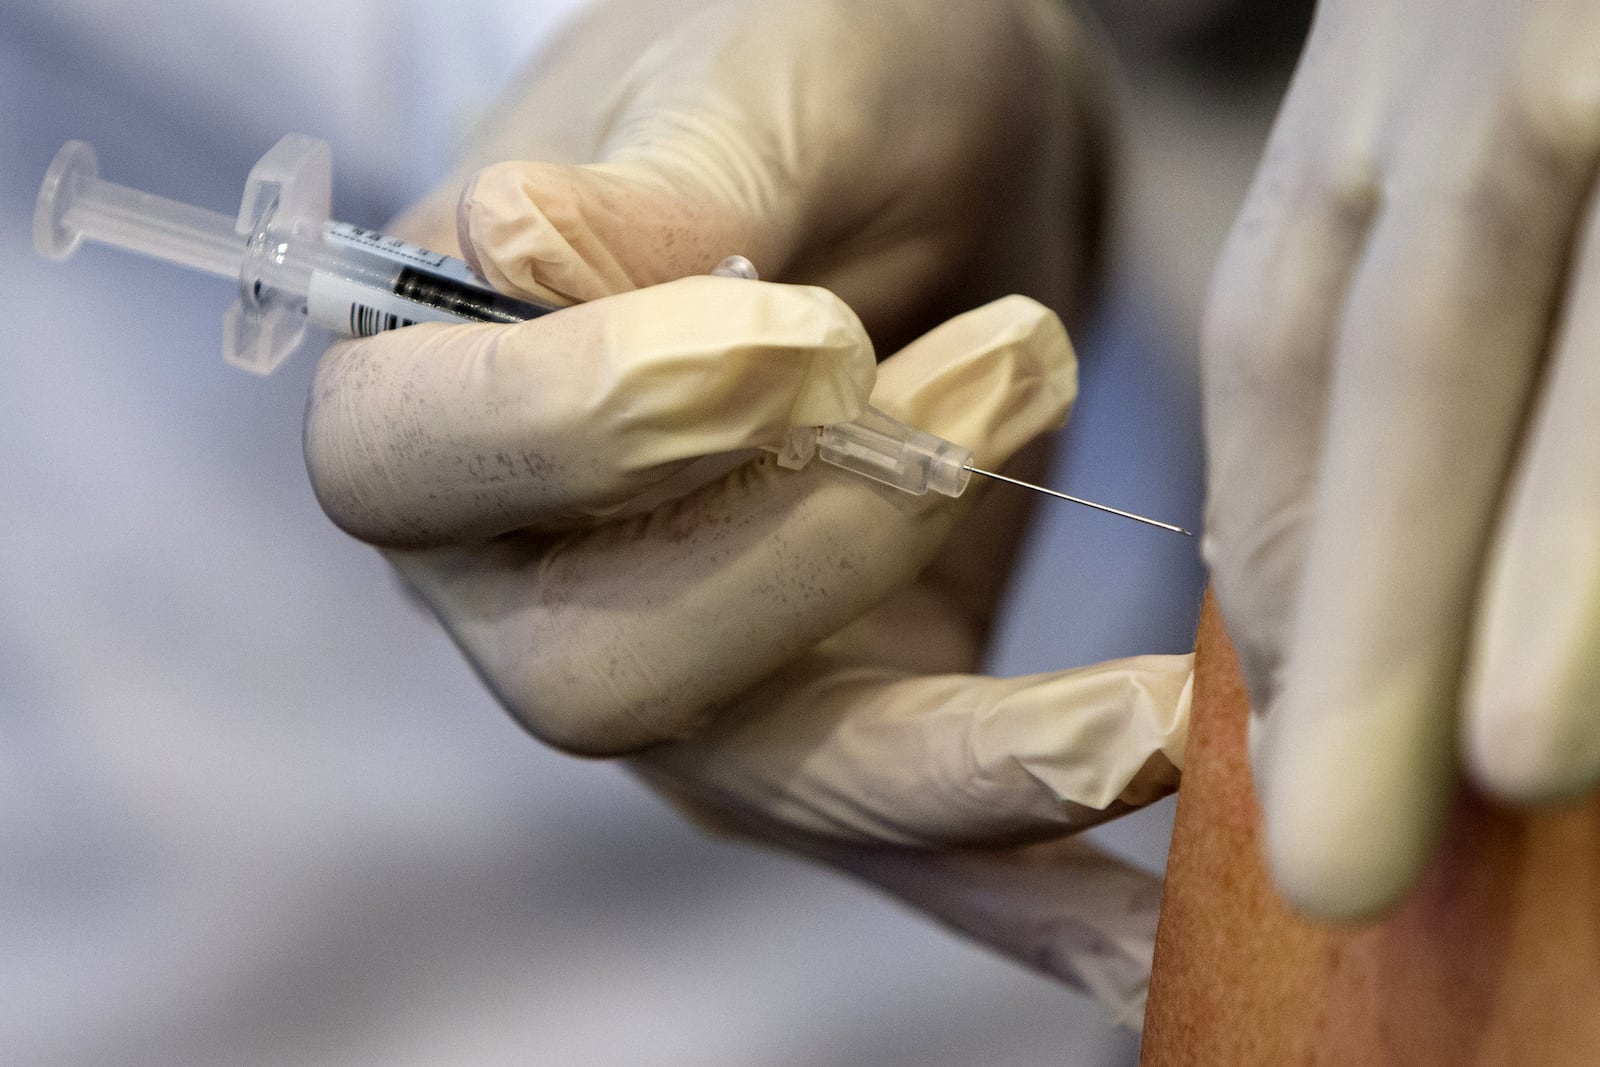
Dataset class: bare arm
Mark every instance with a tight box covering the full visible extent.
[1144,593,1600,1065]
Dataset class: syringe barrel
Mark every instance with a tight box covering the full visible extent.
[275,224,559,337]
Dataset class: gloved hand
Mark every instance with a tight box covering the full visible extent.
[306,0,1193,1017]
[1202,0,1600,920]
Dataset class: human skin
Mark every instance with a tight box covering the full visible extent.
[1142,593,1600,1065]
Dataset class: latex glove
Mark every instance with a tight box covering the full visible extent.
[387,0,1110,352]
[307,0,1193,1016]
[308,285,1193,1004]
[1202,0,1600,920]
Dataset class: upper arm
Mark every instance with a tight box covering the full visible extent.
[1143,592,1600,1066]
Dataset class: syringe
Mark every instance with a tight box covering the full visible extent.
[34,134,1190,535]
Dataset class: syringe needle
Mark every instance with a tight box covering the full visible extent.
[962,464,1193,536]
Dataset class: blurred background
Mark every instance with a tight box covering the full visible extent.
[0,1,1305,1063]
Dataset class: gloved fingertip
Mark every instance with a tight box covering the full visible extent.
[1262,827,1419,925]
[455,169,486,279]
[454,160,576,302]
[1463,651,1600,803]
[1462,521,1600,804]
[873,295,1079,470]
[1462,700,1600,805]
[542,276,875,461]
[781,286,877,427]
[1259,784,1424,923]
[455,158,756,304]
[1252,700,1451,923]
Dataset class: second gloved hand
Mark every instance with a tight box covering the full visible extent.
[1202,0,1600,921]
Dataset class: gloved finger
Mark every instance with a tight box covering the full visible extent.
[454,1,1093,329]
[1200,58,1378,712]
[390,295,1076,755]
[636,651,1193,846]
[1257,111,1600,921]
[1465,191,1600,801]
[304,276,875,547]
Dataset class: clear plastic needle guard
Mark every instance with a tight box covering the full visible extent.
[35,133,1190,536]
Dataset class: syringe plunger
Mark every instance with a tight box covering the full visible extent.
[34,140,241,277]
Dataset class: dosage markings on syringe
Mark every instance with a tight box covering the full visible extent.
[327,223,455,272]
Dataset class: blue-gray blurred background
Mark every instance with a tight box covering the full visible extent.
[0,2,1301,1062]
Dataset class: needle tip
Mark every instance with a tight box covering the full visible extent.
[963,464,1193,537]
